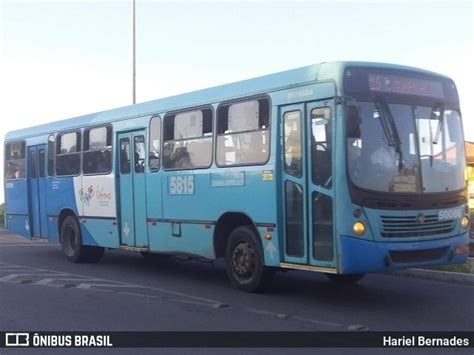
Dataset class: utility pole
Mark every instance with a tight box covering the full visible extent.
[132,0,136,104]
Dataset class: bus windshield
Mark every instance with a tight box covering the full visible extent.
[347,101,465,193]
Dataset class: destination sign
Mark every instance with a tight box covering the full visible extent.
[368,73,444,98]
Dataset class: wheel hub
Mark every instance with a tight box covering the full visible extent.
[232,242,255,277]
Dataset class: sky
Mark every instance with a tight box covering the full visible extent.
[0,0,473,202]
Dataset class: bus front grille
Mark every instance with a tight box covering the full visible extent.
[380,215,455,238]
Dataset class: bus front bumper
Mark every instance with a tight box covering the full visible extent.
[339,232,469,274]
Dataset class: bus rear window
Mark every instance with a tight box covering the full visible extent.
[5,141,25,179]
[216,98,270,166]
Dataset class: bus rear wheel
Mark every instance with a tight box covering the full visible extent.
[60,216,104,263]
[325,273,365,284]
[225,225,275,292]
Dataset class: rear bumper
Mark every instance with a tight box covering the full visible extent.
[340,232,469,273]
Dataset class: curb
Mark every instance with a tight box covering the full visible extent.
[390,268,474,286]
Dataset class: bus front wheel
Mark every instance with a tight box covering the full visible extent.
[225,225,275,292]
[60,216,104,263]
[325,273,365,284]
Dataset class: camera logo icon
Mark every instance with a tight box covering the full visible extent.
[5,333,29,347]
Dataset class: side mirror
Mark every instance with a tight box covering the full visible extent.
[346,105,361,138]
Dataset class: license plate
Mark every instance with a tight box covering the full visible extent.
[438,207,463,221]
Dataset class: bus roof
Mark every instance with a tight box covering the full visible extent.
[5,61,451,141]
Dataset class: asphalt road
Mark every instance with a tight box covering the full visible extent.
[0,229,473,354]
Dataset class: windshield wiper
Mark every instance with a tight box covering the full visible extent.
[374,98,404,171]
[432,103,445,145]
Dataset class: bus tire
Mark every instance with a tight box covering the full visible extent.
[60,216,104,263]
[325,273,365,284]
[225,225,275,292]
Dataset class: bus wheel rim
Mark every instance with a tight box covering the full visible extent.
[232,242,256,278]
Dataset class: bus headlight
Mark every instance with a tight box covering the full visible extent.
[353,221,366,236]
[461,216,469,229]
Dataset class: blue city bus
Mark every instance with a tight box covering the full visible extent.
[4,61,470,292]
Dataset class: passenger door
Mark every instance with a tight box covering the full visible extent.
[117,131,148,247]
[28,145,48,238]
[281,100,336,269]
[280,104,308,264]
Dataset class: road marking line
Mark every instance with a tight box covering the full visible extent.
[34,278,101,285]
[291,315,343,327]
[165,297,223,307]
[0,273,68,282]
[116,292,215,307]
[0,262,231,310]
[0,243,52,248]
[245,308,289,319]
[77,283,146,289]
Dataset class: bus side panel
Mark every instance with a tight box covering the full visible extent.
[146,171,162,247]
[47,216,59,242]
[45,177,81,242]
[5,179,31,238]
[162,168,276,227]
[149,223,215,259]
[80,174,119,248]
[80,219,119,248]
[159,166,278,262]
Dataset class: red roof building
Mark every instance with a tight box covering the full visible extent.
[466,142,474,165]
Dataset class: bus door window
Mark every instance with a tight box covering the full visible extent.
[119,138,131,174]
[38,149,45,178]
[134,136,145,173]
[283,110,304,257]
[310,107,334,262]
[149,116,161,171]
[284,111,302,177]
[47,135,55,177]
[311,107,332,188]
[29,149,37,178]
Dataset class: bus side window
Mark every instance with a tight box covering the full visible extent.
[216,98,270,166]
[4,141,26,179]
[83,126,112,175]
[56,131,81,176]
[162,108,213,170]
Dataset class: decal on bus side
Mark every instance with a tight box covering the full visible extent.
[168,175,195,195]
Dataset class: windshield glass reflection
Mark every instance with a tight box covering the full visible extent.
[347,101,465,193]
